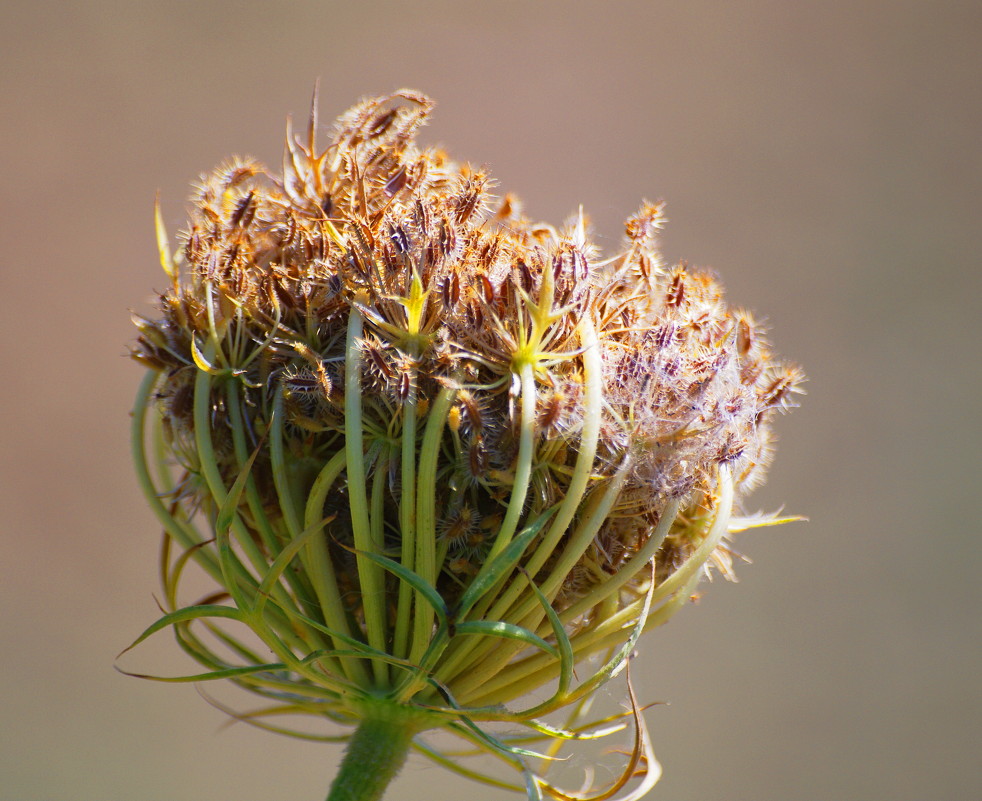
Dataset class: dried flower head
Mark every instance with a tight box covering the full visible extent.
[126,88,803,800]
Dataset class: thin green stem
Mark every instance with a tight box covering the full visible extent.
[483,360,537,565]
[191,364,316,657]
[393,363,418,661]
[431,363,536,684]
[556,498,681,623]
[192,365,262,607]
[302,449,370,687]
[462,470,735,708]
[224,380,323,652]
[344,308,388,685]
[510,317,604,597]
[434,319,604,687]
[131,371,221,582]
[370,447,390,682]
[409,383,456,666]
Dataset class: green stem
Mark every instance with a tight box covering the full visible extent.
[325,702,421,801]
[393,356,418,662]
[345,307,389,686]
[409,383,456,666]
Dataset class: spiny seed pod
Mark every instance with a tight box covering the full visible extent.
[125,88,804,801]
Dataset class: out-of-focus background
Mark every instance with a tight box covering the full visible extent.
[2,2,979,799]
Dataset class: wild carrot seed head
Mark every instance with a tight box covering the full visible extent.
[129,89,803,797]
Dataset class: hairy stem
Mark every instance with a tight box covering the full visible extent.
[325,702,422,801]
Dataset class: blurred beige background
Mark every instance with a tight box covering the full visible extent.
[2,2,979,799]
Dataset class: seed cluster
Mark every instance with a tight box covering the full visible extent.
[133,89,801,649]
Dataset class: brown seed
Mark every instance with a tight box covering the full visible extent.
[229,191,256,229]
[383,165,409,198]
[666,268,686,308]
[468,436,486,477]
[389,223,411,255]
[537,391,565,432]
[441,272,460,308]
[396,371,412,401]
[367,108,398,138]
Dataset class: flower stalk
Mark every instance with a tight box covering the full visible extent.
[325,700,427,801]
[124,88,803,800]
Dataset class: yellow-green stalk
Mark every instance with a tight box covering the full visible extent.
[125,89,803,800]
